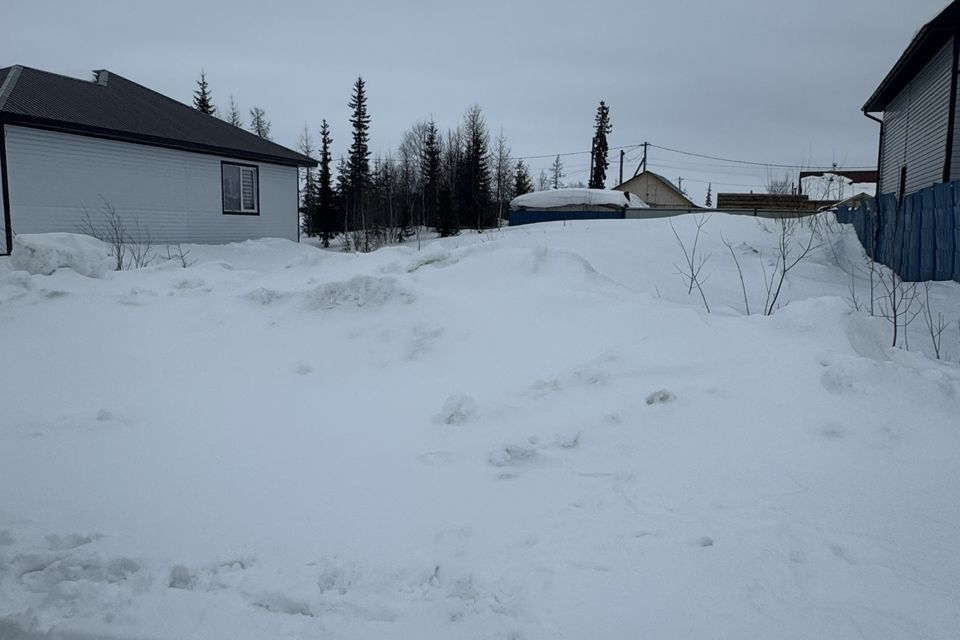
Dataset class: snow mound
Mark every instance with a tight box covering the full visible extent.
[406,249,459,272]
[303,275,413,310]
[10,233,113,278]
[510,188,648,210]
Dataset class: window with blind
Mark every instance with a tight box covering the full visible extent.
[221,163,259,215]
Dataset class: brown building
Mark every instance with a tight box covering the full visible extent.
[614,171,698,209]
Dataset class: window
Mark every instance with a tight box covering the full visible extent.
[222,163,259,214]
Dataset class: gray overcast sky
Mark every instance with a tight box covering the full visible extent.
[1,0,948,203]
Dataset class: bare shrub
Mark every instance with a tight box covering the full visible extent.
[876,268,922,348]
[78,198,154,270]
[921,282,950,360]
[669,214,711,313]
[762,215,818,315]
[164,243,196,268]
[721,233,750,315]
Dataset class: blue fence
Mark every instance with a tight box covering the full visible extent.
[508,210,625,226]
[835,181,960,282]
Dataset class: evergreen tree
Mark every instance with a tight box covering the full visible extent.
[421,121,450,235]
[316,120,338,248]
[456,105,492,232]
[513,159,533,197]
[249,107,271,139]
[193,71,216,115]
[550,155,564,189]
[345,77,372,249]
[298,125,318,237]
[589,100,612,189]
[705,182,713,207]
[226,95,243,127]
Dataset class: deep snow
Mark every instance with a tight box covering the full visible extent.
[1,214,958,639]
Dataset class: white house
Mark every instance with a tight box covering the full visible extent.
[0,66,316,255]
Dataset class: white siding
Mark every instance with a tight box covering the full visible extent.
[879,38,954,196]
[3,125,299,247]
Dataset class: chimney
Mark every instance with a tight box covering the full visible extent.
[94,70,110,86]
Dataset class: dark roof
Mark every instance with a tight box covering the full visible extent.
[863,2,960,112]
[0,66,316,167]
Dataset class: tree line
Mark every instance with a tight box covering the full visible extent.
[192,72,613,252]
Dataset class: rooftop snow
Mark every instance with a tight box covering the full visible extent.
[510,188,648,210]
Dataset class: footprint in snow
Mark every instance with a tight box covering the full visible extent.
[435,394,477,425]
[645,389,675,405]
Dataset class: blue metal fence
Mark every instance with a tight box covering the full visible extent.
[835,181,960,283]
[508,210,625,226]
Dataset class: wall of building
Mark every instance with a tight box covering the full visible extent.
[2,125,299,251]
[615,173,692,208]
[0,127,7,254]
[715,193,835,211]
[879,37,954,196]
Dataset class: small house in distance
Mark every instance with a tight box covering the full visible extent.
[863,0,960,200]
[508,188,647,226]
[613,170,698,209]
[0,65,317,255]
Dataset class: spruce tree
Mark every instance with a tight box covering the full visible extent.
[513,159,533,197]
[193,71,216,115]
[298,125,318,237]
[249,107,271,139]
[589,101,612,189]
[226,95,243,127]
[345,77,372,249]
[316,120,338,248]
[456,105,491,232]
[705,182,713,207]
[421,120,449,235]
[551,155,564,189]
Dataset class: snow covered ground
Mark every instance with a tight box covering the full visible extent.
[1,214,959,639]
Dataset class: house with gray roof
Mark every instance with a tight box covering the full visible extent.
[0,65,316,255]
[613,170,698,209]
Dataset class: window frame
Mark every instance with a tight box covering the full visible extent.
[221,161,260,216]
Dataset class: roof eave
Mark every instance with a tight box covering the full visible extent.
[864,15,959,112]
[0,113,317,167]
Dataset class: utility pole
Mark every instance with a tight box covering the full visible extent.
[677,176,683,193]
[634,141,648,178]
[619,149,624,185]
[589,147,595,187]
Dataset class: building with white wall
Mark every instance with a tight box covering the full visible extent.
[0,66,316,254]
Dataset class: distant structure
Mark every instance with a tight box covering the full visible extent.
[613,171,698,209]
[508,188,647,226]
[715,193,835,212]
[863,1,960,200]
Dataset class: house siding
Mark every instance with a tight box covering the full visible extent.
[951,48,960,180]
[879,37,954,196]
[3,125,298,247]
[614,173,693,208]
[1,125,9,254]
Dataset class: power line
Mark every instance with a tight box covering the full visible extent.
[517,143,642,161]
[519,140,873,172]
[647,143,873,171]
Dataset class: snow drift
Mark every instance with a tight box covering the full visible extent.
[1,215,959,639]
[10,233,113,278]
